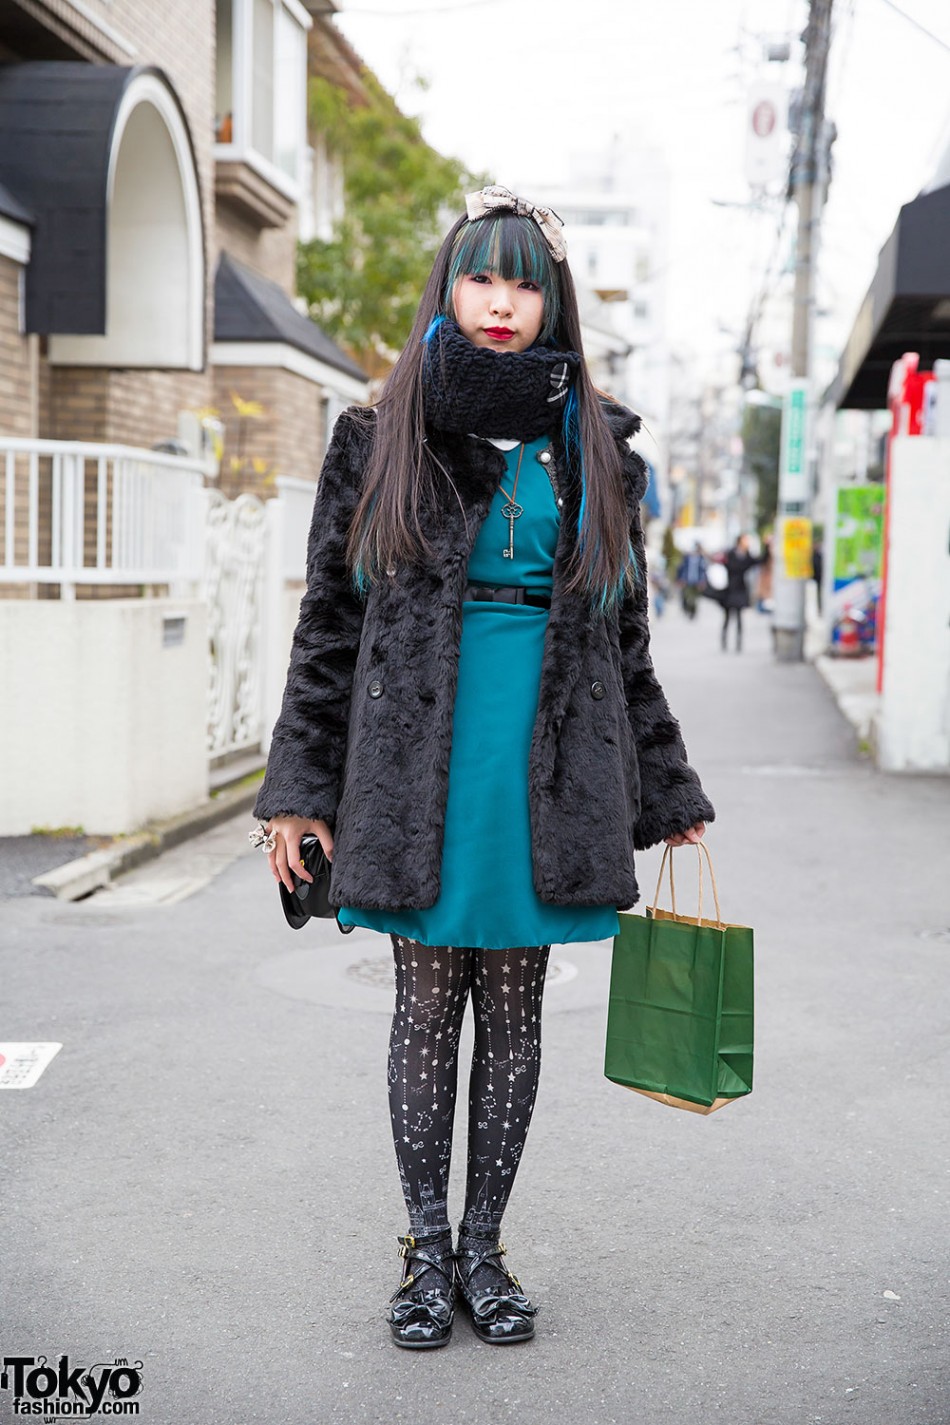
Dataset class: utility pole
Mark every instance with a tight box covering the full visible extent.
[773,0,835,662]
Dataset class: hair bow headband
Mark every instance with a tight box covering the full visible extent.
[464,184,567,264]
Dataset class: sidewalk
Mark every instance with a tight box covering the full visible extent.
[799,581,881,747]
[0,754,264,902]
[813,650,878,743]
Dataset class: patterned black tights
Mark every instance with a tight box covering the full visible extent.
[388,934,550,1239]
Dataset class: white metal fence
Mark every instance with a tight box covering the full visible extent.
[0,438,211,597]
[0,438,315,763]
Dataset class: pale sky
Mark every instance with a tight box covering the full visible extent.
[335,0,950,375]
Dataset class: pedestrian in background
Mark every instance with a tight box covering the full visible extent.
[251,186,714,1350]
[648,547,672,617]
[812,533,824,614]
[675,542,707,619]
[720,534,769,652]
[754,532,774,613]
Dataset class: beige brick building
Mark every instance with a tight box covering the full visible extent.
[0,0,368,582]
[0,0,376,833]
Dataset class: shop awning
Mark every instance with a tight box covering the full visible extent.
[830,181,950,410]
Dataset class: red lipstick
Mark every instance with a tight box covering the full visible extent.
[485,327,514,340]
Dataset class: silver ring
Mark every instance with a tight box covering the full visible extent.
[248,821,278,854]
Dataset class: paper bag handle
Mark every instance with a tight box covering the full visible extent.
[650,841,723,927]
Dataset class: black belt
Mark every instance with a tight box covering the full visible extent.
[464,583,551,609]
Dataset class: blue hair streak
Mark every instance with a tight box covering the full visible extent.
[421,313,447,346]
[562,387,638,612]
[351,562,371,599]
[350,491,382,599]
[562,386,585,537]
[591,540,638,614]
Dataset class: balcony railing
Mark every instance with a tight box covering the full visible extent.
[0,439,213,598]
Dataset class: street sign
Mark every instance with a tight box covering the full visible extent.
[0,1042,62,1088]
[779,380,809,506]
[745,82,788,186]
[782,516,813,579]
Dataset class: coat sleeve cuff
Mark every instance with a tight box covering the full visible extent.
[251,788,337,827]
[633,781,716,851]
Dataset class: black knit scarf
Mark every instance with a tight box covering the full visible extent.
[421,318,581,441]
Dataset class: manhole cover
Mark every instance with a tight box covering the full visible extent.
[346,956,395,989]
[346,955,577,989]
[916,928,950,944]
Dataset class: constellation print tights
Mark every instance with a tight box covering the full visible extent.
[388,934,550,1239]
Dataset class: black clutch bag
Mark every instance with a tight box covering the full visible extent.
[278,834,353,932]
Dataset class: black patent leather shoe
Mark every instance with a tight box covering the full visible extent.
[454,1234,538,1345]
[387,1232,455,1350]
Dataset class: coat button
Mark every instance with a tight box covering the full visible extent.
[590,680,605,700]
[369,680,384,699]
[539,450,552,464]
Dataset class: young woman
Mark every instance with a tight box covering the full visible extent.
[251,186,714,1350]
[720,534,770,652]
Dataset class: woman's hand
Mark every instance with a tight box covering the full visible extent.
[664,821,706,848]
[265,816,334,893]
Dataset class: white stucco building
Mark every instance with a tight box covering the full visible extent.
[542,142,672,469]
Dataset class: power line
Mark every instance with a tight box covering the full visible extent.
[877,0,950,53]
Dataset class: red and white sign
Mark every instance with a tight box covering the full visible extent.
[0,1042,62,1088]
[745,83,788,187]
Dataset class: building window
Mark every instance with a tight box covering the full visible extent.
[215,0,310,196]
[299,133,344,244]
[274,4,306,179]
[216,0,233,139]
[251,0,275,160]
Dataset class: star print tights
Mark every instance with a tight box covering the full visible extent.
[388,934,550,1241]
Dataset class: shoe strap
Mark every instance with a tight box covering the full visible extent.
[391,1233,454,1301]
[456,1238,521,1292]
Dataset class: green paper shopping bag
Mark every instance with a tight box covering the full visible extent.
[605,842,754,1114]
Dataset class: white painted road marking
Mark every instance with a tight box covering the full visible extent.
[0,1042,62,1088]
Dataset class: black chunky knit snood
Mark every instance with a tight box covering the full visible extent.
[421,319,581,441]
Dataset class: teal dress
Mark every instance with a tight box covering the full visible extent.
[338,436,620,950]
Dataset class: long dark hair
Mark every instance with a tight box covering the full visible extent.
[347,209,635,609]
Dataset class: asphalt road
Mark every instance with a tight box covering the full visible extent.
[2,601,949,1425]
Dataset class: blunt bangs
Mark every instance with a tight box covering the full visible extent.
[444,214,560,343]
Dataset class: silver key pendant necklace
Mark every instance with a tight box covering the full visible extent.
[498,441,526,560]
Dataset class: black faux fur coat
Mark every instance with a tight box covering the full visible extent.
[254,400,715,910]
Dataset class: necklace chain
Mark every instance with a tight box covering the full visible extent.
[498,442,526,561]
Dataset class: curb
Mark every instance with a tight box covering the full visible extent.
[31,780,261,902]
[813,653,879,742]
